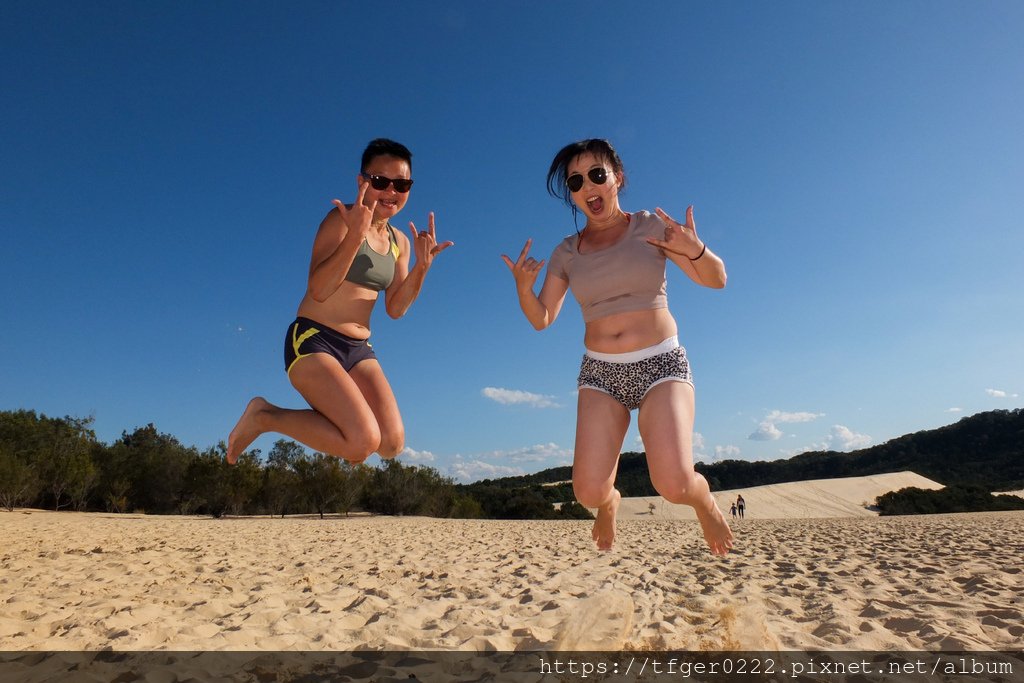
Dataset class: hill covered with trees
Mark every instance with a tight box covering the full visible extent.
[465,409,1024,515]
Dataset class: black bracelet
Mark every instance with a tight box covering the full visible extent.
[689,242,707,261]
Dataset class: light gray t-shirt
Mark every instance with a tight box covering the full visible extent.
[547,210,668,323]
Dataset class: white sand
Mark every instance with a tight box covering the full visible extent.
[1,472,1021,652]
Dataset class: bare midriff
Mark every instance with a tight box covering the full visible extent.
[583,307,679,354]
[295,282,379,340]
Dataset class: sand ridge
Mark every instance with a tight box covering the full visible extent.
[616,471,945,520]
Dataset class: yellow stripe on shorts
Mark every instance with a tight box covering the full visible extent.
[287,323,320,376]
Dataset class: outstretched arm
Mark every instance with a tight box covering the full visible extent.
[384,211,454,318]
[646,206,727,289]
[501,239,568,330]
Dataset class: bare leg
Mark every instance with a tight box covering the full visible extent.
[592,489,622,551]
[573,389,630,550]
[349,360,405,459]
[638,381,733,556]
[226,354,381,464]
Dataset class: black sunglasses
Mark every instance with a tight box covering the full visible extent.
[566,167,609,193]
[361,172,414,193]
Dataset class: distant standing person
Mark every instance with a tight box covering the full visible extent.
[227,138,453,465]
[736,494,745,519]
[502,138,733,555]
[730,502,737,519]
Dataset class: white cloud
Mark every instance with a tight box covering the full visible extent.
[750,409,824,441]
[475,442,573,464]
[714,445,742,460]
[766,410,824,423]
[481,387,560,408]
[826,425,872,451]
[986,388,1019,399]
[449,460,526,483]
[692,431,706,452]
[749,421,784,441]
[946,407,962,413]
[446,443,574,482]
[690,432,712,462]
[400,447,435,462]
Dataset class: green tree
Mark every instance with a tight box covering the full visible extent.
[263,440,304,517]
[558,500,594,519]
[0,444,38,511]
[295,453,346,518]
[336,461,368,516]
[189,447,230,517]
[362,459,435,515]
[447,492,484,519]
[111,425,198,514]
[224,447,263,516]
[38,416,96,511]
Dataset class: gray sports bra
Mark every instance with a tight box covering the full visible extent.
[345,225,400,291]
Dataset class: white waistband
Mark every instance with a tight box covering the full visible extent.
[585,336,679,363]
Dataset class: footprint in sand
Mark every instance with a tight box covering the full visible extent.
[554,590,634,650]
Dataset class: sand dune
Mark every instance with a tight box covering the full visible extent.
[617,471,944,520]
[1,472,1021,657]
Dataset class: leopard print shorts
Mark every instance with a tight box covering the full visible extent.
[577,337,693,411]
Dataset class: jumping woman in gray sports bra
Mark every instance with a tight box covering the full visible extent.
[227,139,453,466]
[502,138,732,555]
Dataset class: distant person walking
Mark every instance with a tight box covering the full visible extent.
[736,494,745,519]
[227,139,453,465]
[502,138,732,555]
[730,502,737,519]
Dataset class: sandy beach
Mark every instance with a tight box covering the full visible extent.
[2,473,1022,655]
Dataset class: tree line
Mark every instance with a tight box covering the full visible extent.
[6,407,1021,519]
[875,485,1024,516]
[0,409,590,520]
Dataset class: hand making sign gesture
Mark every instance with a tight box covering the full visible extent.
[646,205,706,260]
[331,177,377,243]
[409,211,454,270]
[501,238,545,293]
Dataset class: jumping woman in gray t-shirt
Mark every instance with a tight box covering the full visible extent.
[502,138,732,555]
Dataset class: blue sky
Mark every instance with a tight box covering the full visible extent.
[3,2,1022,483]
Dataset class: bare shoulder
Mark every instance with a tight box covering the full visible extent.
[391,223,411,253]
[308,208,349,263]
[547,234,574,269]
[315,207,347,238]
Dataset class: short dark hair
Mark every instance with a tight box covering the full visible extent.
[546,138,626,207]
[361,138,412,173]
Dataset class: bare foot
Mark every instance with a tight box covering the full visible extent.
[591,489,621,551]
[694,493,734,556]
[226,397,269,464]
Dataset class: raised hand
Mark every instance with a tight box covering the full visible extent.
[408,211,454,270]
[331,177,377,241]
[647,206,704,259]
[501,238,545,293]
